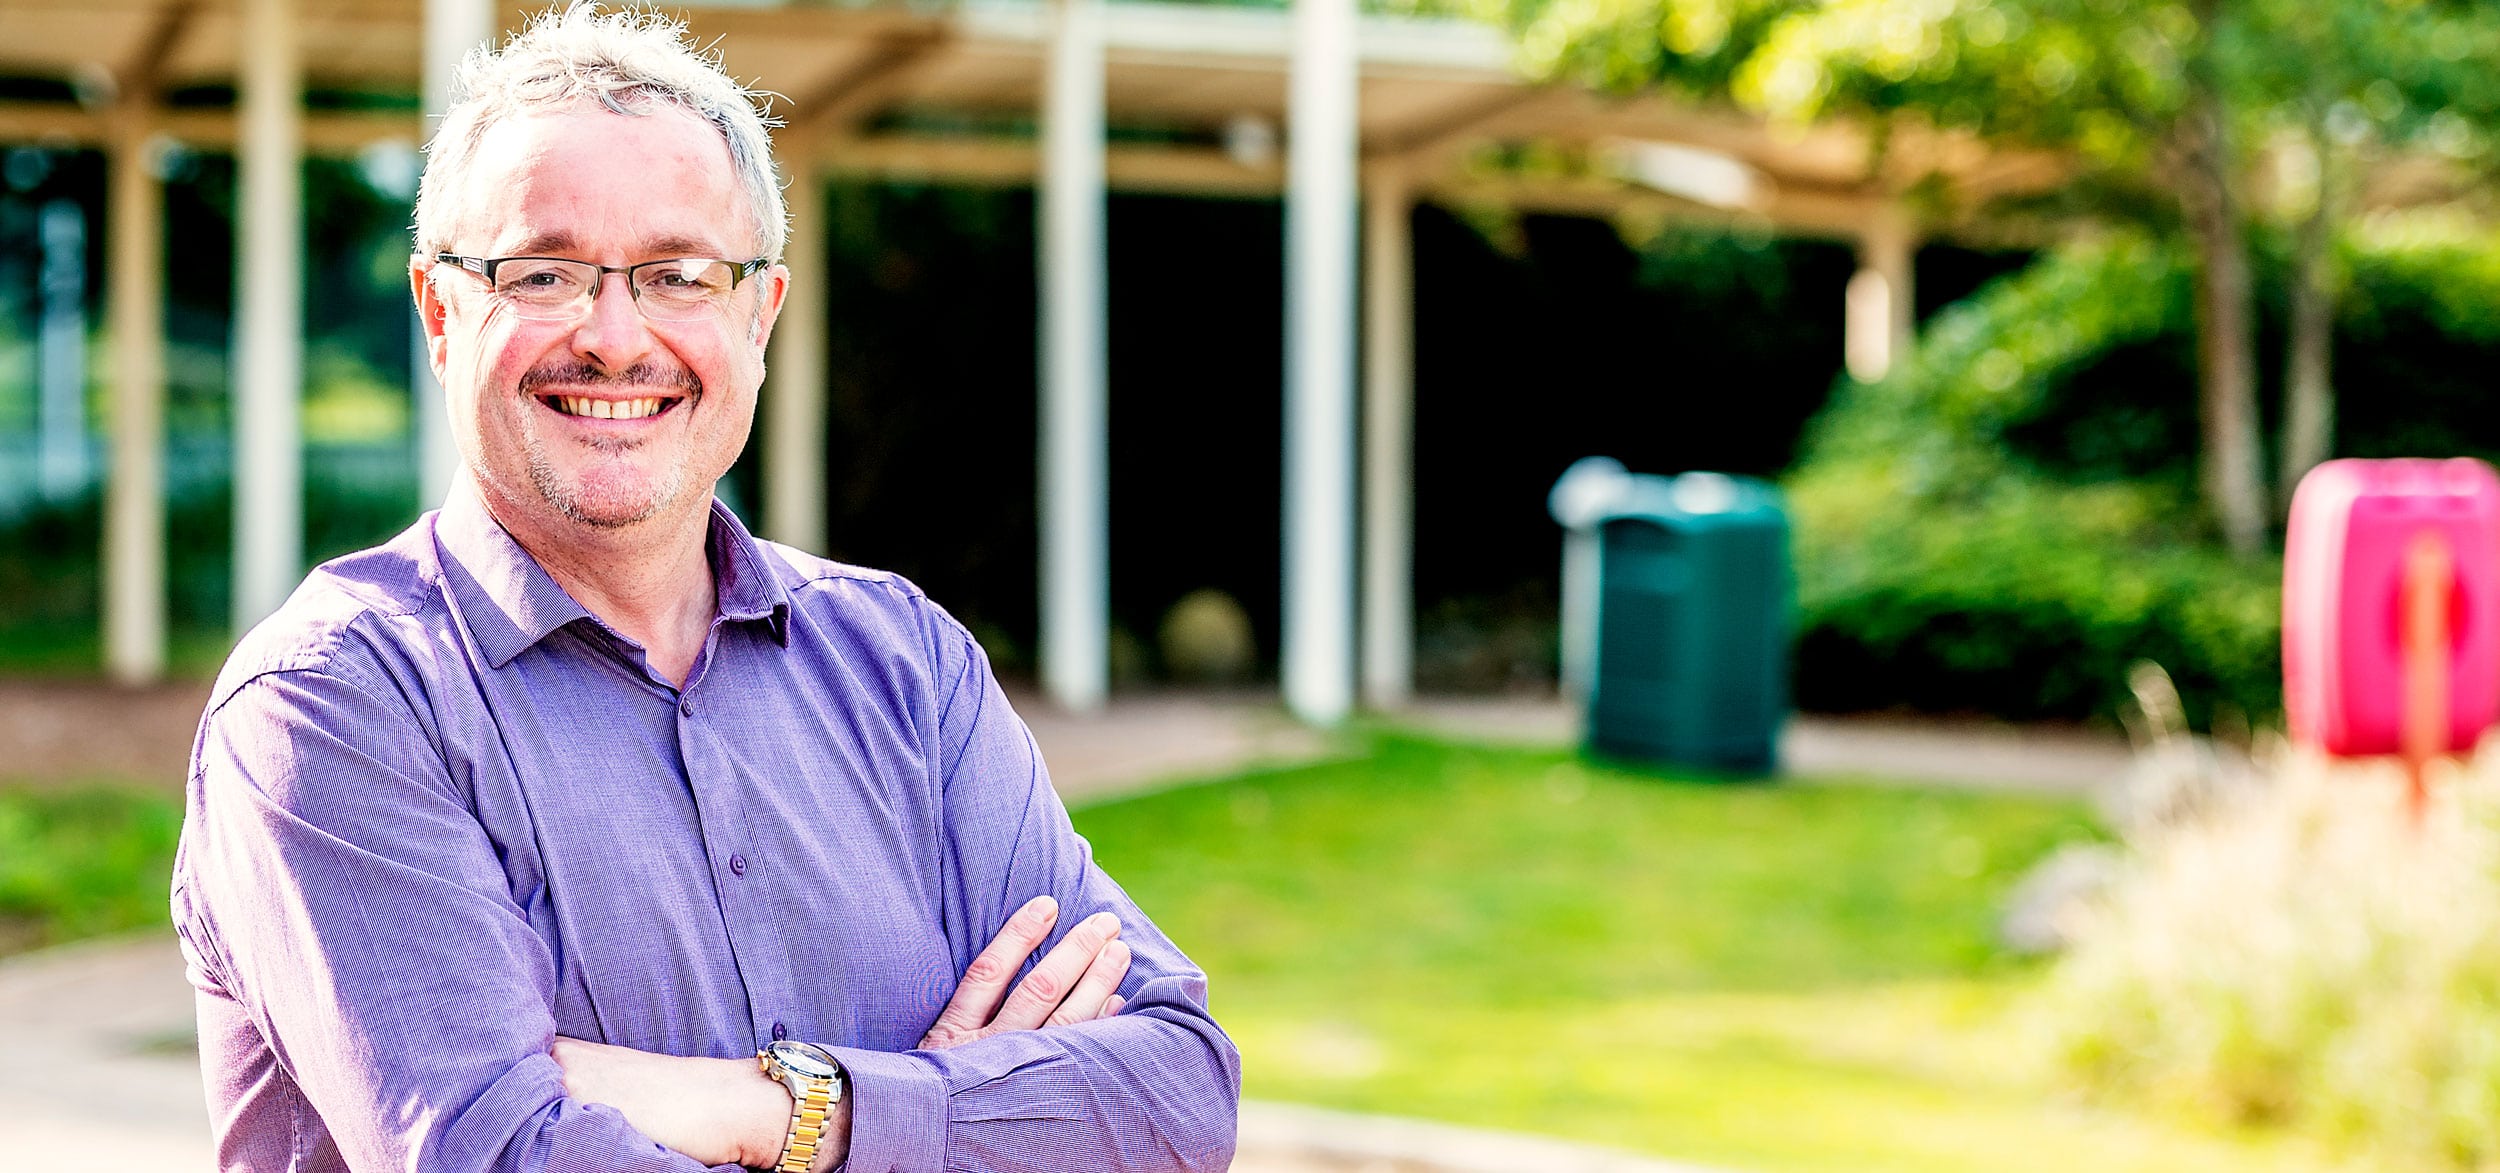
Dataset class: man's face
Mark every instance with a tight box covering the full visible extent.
[414,104,787,537]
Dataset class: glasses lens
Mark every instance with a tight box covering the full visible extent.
[633,259,738,321]
[491,259,598,320]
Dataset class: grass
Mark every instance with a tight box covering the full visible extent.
[0,622,232,679]
[0,729,2444,1170]
[1072,732,2423,1173]
[0,785,184,954]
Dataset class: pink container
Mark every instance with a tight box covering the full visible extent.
[2284,458,2500,756]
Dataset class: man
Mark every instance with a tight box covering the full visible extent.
[169,7,1239,1170]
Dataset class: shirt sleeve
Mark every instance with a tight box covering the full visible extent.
[175,656,733,1173]
[829,619,1242,1173]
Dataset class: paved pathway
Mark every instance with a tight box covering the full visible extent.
[1393,695,2131,792]
[0,931,1725,1172]
[0,678,2131,1170]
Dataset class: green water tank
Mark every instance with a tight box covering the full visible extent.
[1586,472,1792,775]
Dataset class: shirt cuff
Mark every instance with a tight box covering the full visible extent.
[828,1046,947,1173]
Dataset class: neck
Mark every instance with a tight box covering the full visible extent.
[464,476,717,687]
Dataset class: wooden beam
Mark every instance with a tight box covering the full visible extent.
[0,102,419,152]
[784,35,951,138]
[1367,84,1558,163]
[818,134,1285,195]
[119,0,198,95]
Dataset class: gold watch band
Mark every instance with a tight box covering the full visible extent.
[759,1045,841,1173]
[775,1078,831,1173]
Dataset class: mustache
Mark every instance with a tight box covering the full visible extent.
[518,360,702,398]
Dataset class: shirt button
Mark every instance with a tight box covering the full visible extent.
[771,1021,788,1041]
[728,853,747,876]
[680,698,695,717]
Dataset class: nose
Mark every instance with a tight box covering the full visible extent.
[567,270,656,373]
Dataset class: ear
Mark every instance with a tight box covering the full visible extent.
[748,263,791,351]
[409,254,453,379]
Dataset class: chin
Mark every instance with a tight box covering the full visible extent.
[534,464,687,531]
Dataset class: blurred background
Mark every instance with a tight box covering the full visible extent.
[8,0,2500,1169]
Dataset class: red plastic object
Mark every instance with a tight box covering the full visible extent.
[2284,458,2500,758]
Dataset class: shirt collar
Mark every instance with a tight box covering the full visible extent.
[434,485,791,670]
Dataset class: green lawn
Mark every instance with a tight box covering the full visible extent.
[0,732,2432,1170]
[0,622,231,678]
[0,785,184,954]
[1073,733,2416,1173]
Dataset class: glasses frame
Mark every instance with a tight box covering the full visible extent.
[433,253,771,322]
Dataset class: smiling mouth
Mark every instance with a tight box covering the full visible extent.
[541,395,684,421]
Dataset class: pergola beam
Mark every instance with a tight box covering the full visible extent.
[783,34,952,139]
[231,0,304,633]
[0,103,416,153]
[764,148,830,556]
[1283,0,1359,727]
[1360,165,1414,711]
[417,0,498,513]
[1037,0,1109,713]
[101,0,194,685]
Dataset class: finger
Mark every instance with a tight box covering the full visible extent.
[921,895,1058,1048]
[991,911,1122,1033]
[1096,995,1126,1020]
[1045,939,1132,1027]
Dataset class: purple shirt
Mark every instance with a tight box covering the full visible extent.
[170,488,1239,1172]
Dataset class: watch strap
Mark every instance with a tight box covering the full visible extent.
[775,1077,831,1173]
[759,1045,841,1173]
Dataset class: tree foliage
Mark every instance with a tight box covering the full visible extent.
[1490,0,2500,554]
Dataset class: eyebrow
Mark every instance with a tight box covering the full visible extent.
[501,231,734,259]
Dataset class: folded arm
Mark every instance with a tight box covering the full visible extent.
[571,623,1245,1173]
[177,664,734,1173]
[816,621,1241,1173]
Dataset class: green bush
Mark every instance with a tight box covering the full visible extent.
[0,787,183,953]
[1788,224,2500,724]
[1793,476,2281,724]
[1787,233,2281,723]
[2044,756,2500,1167]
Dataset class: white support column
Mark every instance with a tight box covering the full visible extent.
[37,199,89,502]
[765,153,829,553]
[1843,205,1916,383]
[416,0,494,510]
[1360,169,1412,711]
[233,0,304,632]
[1284,0,1359,726]
[104,109,166,684]
[1038,0,1108,713]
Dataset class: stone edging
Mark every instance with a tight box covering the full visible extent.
[1239,1099,1740,1173]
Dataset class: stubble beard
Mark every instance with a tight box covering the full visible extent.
[515,359,705,530]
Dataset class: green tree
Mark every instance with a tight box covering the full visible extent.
[2239,0,2500,509]
[1499,0,2500,554]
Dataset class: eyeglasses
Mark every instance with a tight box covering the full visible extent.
[434,254,770,323]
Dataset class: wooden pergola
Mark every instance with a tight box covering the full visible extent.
[1,0,2064,720]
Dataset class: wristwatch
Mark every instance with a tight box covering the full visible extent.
[756,1040,845,1173]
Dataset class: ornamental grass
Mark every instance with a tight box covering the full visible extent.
[2045,676,2500,1167]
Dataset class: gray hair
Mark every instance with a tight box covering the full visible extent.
[414,3,786,260]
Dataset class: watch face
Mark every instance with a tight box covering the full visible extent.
[770,1040,840,1080]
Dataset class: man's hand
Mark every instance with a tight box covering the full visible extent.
[920,895,1132,1050]
[550,1037,851,1171]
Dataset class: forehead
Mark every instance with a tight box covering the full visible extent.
[452,103,754,258]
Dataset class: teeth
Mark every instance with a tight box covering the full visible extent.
[554,396,668,420]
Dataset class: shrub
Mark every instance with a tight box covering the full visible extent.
[1792,475,2280,724]
[0,787,183,954]
[1788,233,2279,723]
[2042,751,2500,1166]
[1788,221,2500,725]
